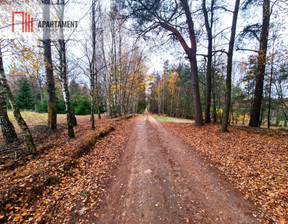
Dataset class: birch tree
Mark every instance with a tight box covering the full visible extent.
[0,44,18,145]
[55,0,75,138]
[0,44,36,154]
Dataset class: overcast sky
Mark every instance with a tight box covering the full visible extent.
[1,0,288,86]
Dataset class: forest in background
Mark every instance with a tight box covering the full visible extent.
[149,59,288,127]
[0,0,287,152]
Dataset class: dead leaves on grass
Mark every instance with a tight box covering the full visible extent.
[0,117,134,223]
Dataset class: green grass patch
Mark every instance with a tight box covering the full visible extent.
[7,111,67,126]
[153,115,194,123]
[153,116,175,123]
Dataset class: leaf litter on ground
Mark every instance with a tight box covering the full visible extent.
[161,122,287,224]
[0,115,137,223]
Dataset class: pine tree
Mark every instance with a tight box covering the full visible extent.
[16,78,34,110]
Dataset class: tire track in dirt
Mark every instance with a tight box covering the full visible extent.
[94,115,259,224]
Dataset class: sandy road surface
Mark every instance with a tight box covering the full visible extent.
[95,115,259,224]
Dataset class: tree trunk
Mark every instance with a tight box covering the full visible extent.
[267,36,275,129]
[231,106,234,125]
[94,11,102,119]
[0,46,18,144]
[189,59,203,125]
[95,80,101,119]
[249,0,270,127]
[0,106,18,145]
[212,19,217,124]
[213,89,217,123]
[89,63,95,129]
[181,0,203,126]
[42,0,57,130]
[103,71,110,117]
[57,1,75,138]
[162,83,165,114]
[59,40,75,138]
[267,67,273,129]
[0,46,36,153]
[219,111,222,124]
[221,0,240,132]
[90,89,95,129]
[170,93,173,116]
[89,0,97,129]
[161,0,203,126]
[100,24,110,118]
[8,96,36,154]
[176,87,180,117]
[118,24,123,117]
[202,0,214,124]
[36,70,44,103]
[260,99,265,126]
[158,88,161,115]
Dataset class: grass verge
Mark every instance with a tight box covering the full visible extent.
[154,116,175,122]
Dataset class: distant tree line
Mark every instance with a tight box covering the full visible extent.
[9,77,101,116]
[149,59,288,128]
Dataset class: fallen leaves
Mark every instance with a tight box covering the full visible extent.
[0,116,136,223]
[162,122,288,223]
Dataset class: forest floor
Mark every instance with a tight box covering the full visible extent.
[0,113,287,223]
[161,117,288,224]
[0,114,136,223]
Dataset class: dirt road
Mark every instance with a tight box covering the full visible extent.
[95,115,259,224]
